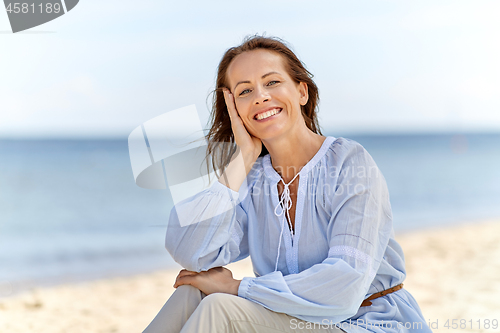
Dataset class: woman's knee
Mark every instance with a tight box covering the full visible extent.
[175,284,201,295]
[199,292,234,305]
[167,285,205,308]
[196,292,238,314]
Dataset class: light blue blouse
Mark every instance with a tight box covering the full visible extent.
[165,136,433,333]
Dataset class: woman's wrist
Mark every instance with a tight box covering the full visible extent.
[241,149,259,173]
[218,148,258,192]
[230,279,242,296]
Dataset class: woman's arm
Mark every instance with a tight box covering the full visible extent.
[218,88,262,192]
[165,89,259,272]
[237,141,393,324]
[165,178,250,272]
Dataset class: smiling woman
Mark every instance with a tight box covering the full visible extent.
[226,49,309,142]
[141,35,433,333]
[205,35,322,172]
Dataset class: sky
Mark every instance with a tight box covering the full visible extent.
[0,0,499,138]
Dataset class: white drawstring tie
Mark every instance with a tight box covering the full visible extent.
[273,172,300,272]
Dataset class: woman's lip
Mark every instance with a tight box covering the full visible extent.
[254,108,282,122]
[254,107,282,120]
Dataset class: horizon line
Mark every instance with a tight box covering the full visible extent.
[1,128,500,141]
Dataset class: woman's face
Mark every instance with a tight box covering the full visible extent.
[225,49,308,141]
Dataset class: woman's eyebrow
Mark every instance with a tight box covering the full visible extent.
[233,71,281,91]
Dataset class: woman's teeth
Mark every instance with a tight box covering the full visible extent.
[255,108,281,120]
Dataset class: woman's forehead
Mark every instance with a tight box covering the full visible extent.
[227,50,287,86]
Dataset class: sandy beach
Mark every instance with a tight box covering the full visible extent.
[1,218,499,333]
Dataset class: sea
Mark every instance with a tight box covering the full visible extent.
[1,132,500,297]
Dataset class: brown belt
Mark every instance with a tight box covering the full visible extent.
[360,283,403,307]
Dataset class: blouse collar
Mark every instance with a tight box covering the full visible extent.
[262,136,335,183]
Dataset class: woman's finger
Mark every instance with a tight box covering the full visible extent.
[174,270,197,286]
[223,89,253,144]
[176,269,197,279]
[223,89,242,125]
[174,274,197,288]
[178,269,196,276]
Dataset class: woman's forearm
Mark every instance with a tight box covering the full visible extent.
[218,148,258,192]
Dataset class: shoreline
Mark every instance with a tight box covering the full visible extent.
[0,262,184,300]
[2,215,494,299]
[1,218,499,333]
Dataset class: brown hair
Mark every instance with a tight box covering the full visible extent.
[205,34,322,177]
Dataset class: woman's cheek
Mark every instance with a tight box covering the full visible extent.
[234,98,244,111]
[235,100,249,118]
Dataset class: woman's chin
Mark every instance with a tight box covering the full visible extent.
[253,125,290,142]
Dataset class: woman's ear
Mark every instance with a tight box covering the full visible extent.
[298,82,309,106]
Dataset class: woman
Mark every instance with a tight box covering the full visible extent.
[142,35,432,333]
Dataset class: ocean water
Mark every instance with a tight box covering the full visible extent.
[1,133,500,296]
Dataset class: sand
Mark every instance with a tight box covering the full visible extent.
[1,219,499,333]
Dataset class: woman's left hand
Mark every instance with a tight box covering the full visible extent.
[173,267,241,296]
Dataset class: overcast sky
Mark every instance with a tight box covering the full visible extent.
[1,0,499,138]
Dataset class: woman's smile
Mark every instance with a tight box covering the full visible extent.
[254,107,282,121]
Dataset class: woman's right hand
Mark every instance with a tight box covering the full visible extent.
[223,88,262,161]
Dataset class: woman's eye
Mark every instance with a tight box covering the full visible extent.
[268,80,279,86]
[239,89,251,96]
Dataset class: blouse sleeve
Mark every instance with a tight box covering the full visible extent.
[237,141,393,324]
[165,180,249,272]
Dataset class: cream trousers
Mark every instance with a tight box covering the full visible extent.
[142,285,345,333]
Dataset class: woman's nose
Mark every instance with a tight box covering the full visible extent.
[253,86,271,104]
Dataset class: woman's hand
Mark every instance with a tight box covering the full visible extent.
[173,267,241,296]
[223,88,262,160]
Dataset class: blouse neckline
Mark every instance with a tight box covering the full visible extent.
[262,136,336,183]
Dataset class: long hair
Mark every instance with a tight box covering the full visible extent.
[206,34,322,178]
